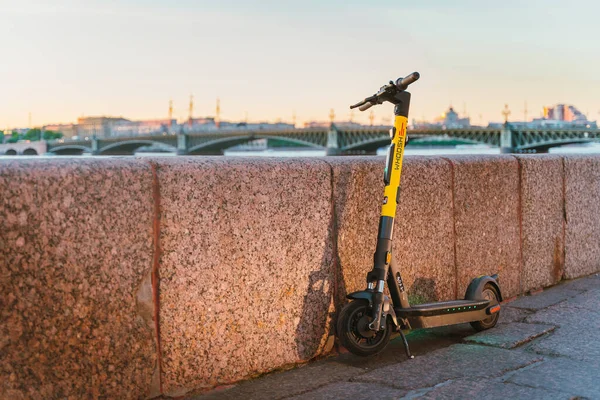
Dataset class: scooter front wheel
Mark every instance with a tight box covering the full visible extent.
[336,300,392,357]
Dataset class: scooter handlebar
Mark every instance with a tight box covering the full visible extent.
[358,102,374,111]
[396,72,420,90]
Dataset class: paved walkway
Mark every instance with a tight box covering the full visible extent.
[191,274,600,400]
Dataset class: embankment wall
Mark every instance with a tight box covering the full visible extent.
[1,155,598,398]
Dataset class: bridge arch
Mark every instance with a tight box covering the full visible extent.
[518,138,593,153]
[23,148,39,155]
[188,135,322,155]
[4,149,17,156]
[48,145,90,155]
[99,140,177,155]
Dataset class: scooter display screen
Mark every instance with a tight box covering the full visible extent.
[384,143,395,185]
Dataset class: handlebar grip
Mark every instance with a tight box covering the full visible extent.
[396,72,420,90]
[359,102,374,111]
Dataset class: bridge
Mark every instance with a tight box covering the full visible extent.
[6,124,600,156]
[0,140,47,156]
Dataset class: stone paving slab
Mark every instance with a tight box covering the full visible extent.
[559,274,600,291]
[417,378,572,400]
[464,322,555,349]
[353,344,542,390]
[498,306,533,324]
[288,382,406,400]
[528,327,600,362]
[525,304,600,328]
[507,357,600,399]
[565,289,600,311]
[507,288,582,310]
[192,362,364,400]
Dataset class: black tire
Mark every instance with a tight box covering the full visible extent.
[336,300,392,357]
[470,283,501,332]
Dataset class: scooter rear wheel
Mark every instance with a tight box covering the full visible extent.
[336,300,392,357]
[470,283,500,332]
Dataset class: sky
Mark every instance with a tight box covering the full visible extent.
[1,0,599,128]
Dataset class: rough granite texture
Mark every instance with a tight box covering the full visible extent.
[193,361,365,400]
[289,382,406,400]
[563,155,600,278]
[328,156,455,304]
[155,157,335,396]
[0,159,157,399]
[514,155,564,291]
[446,155,521,299]
[507,357,600,399]
[506,287,581,310]
[463,322,555,349]
[354,344,542,390]
[419,379,571,400]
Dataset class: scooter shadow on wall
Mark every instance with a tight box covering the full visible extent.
[293,208,336,361]
[293,166,344,361]
[293,164,359,361]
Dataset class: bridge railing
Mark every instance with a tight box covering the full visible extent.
[44,126,600,155]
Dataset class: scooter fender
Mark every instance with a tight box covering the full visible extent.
[464,274,503,302]
[346,291,399,329]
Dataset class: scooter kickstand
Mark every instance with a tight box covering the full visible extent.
[399,330,414,359]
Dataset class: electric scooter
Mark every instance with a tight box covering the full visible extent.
[336,72,502,358]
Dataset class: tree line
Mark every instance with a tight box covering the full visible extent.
[0,129,63,143]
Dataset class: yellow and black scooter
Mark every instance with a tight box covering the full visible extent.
[336,72,502,358]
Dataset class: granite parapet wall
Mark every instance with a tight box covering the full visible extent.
[329,156,456,305]
[155,158,335,396]
[446,155,522,299]
[515,155,565,292]
[1,155,599,398]
[563,155,600,278]
[0,159,158,400]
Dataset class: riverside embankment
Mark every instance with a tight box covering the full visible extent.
[1,155,599,399]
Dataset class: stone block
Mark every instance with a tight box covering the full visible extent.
[464,322,555,349]
[563,155,600,278]
[0,159,157,399]
[289,382,406,400]
[419,378,571,400]
[514,155,564,291]
[507,357,600,399]
[329,156,455,305]
[507,287,580,311]
[155,157,335,396]
[498,306,532,324]
[355,344,542,390]
[193,362,365,400]
[560,274,600,291]
[447,155,521,298]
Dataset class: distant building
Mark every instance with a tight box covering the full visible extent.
[111,119,177,136]
[541,104,594,127]
[43,123,78,139]
[77,116,130,138]
[488,104,597,129]
[412,106,471,129]
[216,121,295,131]
[302,121,367,129]
[303,121,330,128]
[179,117,217,132]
